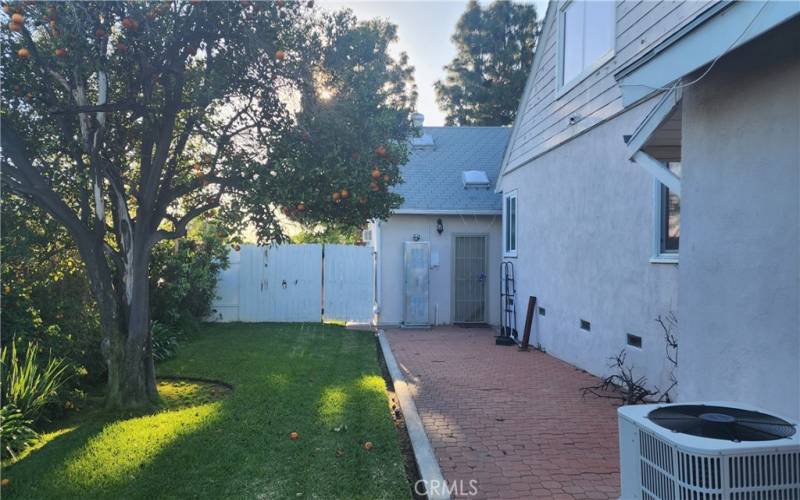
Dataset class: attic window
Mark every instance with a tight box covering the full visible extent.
[462,170,490,189]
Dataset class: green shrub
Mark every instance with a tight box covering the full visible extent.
[1,340,71,424]
[0,404,38,460]
[151,322,180,363]
[150,221,230,330]
[1,198,104,385]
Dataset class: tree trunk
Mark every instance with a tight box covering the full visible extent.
[120,255,159,407]
[81,240,158,409]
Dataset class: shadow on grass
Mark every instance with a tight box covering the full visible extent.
[3,324,410,500]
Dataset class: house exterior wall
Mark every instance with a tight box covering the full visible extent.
[678,22,800,419]
[373,214,502,327]
[498,103,680,391]
[503,0,712,173]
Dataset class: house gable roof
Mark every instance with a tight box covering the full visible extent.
[393,126,511,214]
[495,2,555,190]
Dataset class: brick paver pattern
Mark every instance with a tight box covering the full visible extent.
[386,327,621,500]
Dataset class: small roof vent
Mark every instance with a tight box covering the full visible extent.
[411,134,435,149]
[462,170,490,189]
[409,112,434,149]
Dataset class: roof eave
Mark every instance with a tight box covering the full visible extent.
[392,208,502,216]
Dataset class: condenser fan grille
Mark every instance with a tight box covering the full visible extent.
[648,404,797,442]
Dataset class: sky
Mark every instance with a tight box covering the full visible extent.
[319,0,548,126]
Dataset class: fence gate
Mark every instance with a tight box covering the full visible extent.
[210,243,373,324]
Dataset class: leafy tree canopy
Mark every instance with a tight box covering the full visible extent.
[434,0,538,126]
[0,0,415,408]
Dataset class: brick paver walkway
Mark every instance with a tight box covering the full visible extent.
[386,327,620,500]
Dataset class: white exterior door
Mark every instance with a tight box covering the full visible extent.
[403,241,430,326]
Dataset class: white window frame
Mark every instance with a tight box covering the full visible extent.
[651,162,681,264]
[503,191,518,258]
[556,0,616,97]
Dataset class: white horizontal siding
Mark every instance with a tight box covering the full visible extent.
[504,0,715,173]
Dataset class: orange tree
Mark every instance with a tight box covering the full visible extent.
[1,1,414,408]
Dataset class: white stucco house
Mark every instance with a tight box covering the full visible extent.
[369,120,510,327]
[495,1,799,419]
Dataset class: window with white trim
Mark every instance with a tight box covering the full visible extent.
[559,1,615,88]
[655,162,681,258]
[503,191,517,257]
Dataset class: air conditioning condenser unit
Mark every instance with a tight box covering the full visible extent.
[618,402,800,499]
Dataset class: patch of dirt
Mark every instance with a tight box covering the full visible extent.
[374,334,427,500]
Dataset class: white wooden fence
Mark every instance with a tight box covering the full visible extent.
[210,243,374,324]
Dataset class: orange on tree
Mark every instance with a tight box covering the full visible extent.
[332,192,341,202]
[275,49,286,60]
[371,168,381,179]
[8,21,21,32]
[11,12,23,23]
[121,17,138,30]
[1,1,413,411]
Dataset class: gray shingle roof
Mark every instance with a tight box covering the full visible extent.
[393,127,511,213]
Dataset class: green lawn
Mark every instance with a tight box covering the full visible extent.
[2,323,411,499]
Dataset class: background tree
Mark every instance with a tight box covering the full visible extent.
[434,0,538,126]
[1,1,414,408]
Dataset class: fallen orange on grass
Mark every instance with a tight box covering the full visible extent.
[363,441,374,450]
[290,431,299,441]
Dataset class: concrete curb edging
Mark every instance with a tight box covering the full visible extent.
[377,330,451,500]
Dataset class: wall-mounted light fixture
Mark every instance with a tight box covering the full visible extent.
[436,218,444,235]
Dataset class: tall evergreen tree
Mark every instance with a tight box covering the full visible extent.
[435,0,538,126]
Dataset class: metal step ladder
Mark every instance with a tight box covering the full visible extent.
[497,261,517,346]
